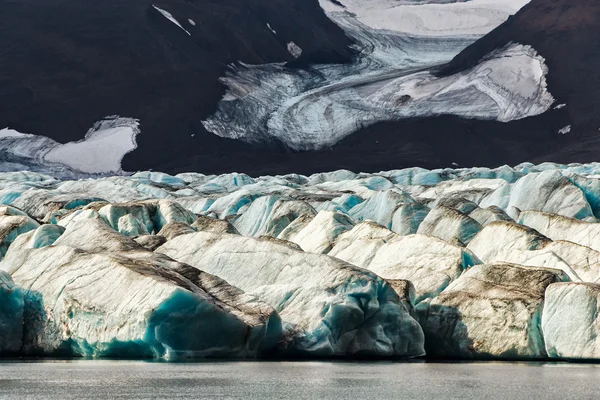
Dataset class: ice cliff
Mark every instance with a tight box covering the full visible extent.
[1,162,600,360]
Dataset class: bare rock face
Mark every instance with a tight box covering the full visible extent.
[423,263,569,359]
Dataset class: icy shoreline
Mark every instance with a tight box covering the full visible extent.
[0,162,600,360]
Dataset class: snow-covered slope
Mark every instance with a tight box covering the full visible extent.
[319,0,529,37]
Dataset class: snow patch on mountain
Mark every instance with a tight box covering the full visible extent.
[152,5,191,36]
[287,42,302,58]
[558,125,571,135]
[320,0,531,37]
[0,129,32,139]
[0,116,140,177]
[44,118,141,174]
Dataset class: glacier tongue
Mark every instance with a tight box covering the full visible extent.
[2,162,600,359]
[201,0,549,153]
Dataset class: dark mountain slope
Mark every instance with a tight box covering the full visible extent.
[441,0,600,132]
[0,0,354,170]
[0,0,597,175]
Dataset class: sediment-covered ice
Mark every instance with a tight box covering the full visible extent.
[467,221,551,262]
[0,219,281,359]
[157,231,425,357]
[423,263,568,359]
[330,228,479,303]
[519,211,600,252]
[416,205,482,246]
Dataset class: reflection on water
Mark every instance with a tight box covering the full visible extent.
[0,360,599,399]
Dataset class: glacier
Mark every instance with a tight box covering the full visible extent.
[157,231,425,357]
[202,0,550,151]
[0,161,600,360]
[1,218,281,359]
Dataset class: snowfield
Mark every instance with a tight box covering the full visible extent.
[0,117,140,177]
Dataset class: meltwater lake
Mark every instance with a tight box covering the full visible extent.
[0,360,599,399]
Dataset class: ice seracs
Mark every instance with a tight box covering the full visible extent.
[1,219,281,358]
[330,229,479,303]
[423,263,568,359]
[416,205,482,246]
[467,221,551,262]
[0,271,24,354]
[543,282,600,359]
[0,206,40,260]
[1,163,600,360]
[281,210,354,253]
[519,211,600,252]
[157,231,425,357]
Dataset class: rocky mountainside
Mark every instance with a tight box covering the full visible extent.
[0,0,597,176]
[0,0,353,175]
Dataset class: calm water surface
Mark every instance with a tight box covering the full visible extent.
[0,360,598,399]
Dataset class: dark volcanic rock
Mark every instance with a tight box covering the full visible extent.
[0,0,354,173]
[0,0,596,175]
